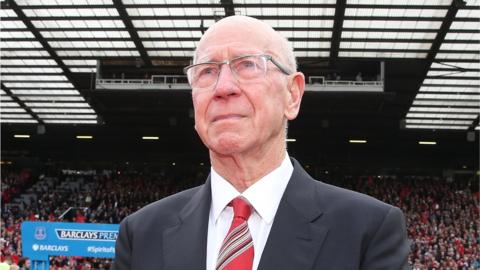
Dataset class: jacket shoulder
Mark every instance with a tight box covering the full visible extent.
[315,180,393,212]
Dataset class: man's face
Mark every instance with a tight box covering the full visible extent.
[191,20,300,157]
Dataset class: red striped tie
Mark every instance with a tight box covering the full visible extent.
[216,197,254,270]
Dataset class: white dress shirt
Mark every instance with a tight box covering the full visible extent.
[206,154,293,270]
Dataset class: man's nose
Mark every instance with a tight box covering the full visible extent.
[213,64,241,98]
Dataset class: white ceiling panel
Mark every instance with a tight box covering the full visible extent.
[137,30,202,39]
[236,7,335,16]
[406,119,472,125]
[431,62,480,70]
[444,32,480,41]
[423,78,479,86]
[0,96,14,101]
[18,96,85,101]
[0,31,35,39]
[147,50,193,57]
[56,50,140,57]
[15,0,113,5]
[346,0,452,5]
[440,42,480,51]
[1,114,34,119]
[70,67,97,72]
[2,59,58,66]
[2,67,63,73]
[63,59,97,66]
[294,51,330,57]
[341,31,437,40]
[38,114,97,119]
[0,108,27,113]
[0,119,38,123]
[4,82,74,88]
[11,90,81,95]
[48,40,136,48]
[413,100,480,106]
[236,0,337,3]
[340,41,431,50]
[41,30,131,39]
[409,107,480,113]
[31,108,96,113]
[142,40,196,48]
[279,30,332,39]
[124,0,219,4]
[339,51,428,58]
[450,21,480,31]
[0,20,28,29]
[42,120,97,124]
[25,102,91,108]
[406,113,478,119]
[1,41,43,48]
[293,41,331,49]
[344,8,447,18]
[1,50,51,57]
[132,19,210,28]
[1,102,21,108]
[405,124,469,130]
[262,19,334,28]
[426,70,480,78]
[127,7,220,17]
[419,86,480,93]
[0,9,17,17]
[416,93,480,100]
[32,20,125,29]
[456,8,480,19]
[343,20,442,30]
[23,8,119,17]
[2,75,68,81]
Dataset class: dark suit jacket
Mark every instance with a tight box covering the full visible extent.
[112,158,410,270]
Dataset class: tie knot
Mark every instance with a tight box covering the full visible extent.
[230,197,251,220]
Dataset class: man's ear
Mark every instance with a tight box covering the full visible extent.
[284,72,305,120]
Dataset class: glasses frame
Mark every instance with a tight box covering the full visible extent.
[183,54,292,89]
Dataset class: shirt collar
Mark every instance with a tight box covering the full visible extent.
[210,153,293,224]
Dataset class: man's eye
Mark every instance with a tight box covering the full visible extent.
[198,66,218,76]
[238,60,256,69]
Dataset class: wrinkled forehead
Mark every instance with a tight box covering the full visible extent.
[195,44,269,63]
[194,17,281,63]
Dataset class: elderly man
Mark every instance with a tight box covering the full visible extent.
[112,15,410,270]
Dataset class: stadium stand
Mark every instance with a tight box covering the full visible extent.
[1,166,479,269]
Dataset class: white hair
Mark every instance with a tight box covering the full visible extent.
[276,32,297,73]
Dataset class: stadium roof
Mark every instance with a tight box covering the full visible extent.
[0,0,478,133]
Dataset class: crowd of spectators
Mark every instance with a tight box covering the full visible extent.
[1,165,479,269]
[1,169,33,207]
[333,175,479,269]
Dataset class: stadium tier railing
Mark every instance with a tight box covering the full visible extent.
[96,75,384,92]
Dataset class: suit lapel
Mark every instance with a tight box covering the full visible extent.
[163,177,212,270]
[258,159,329,270]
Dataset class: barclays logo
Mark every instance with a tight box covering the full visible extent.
[34,227,47,240]
[32,244,68,252]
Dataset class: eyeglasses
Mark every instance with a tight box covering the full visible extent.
[184,54,292,90]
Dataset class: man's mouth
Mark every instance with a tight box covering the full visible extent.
[212,114,244,122]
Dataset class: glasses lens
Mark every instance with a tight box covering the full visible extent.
[231,55,266,81]
[187,55,268,90]
[189,63,219,88]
